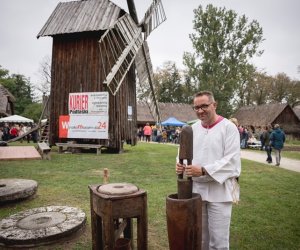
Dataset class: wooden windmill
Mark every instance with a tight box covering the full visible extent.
[99,0,166,124]
[37,0,166,152]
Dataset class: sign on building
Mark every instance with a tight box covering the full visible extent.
[59,92,109,139]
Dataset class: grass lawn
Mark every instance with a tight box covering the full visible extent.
[0,143,299,249]
[244,148,300,161]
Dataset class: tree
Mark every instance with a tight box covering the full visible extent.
[35,55,51,96]
[286,80,300,107]
[154,61,188,103]
[22,102,43,123]
[269,73,290,103]
[0,66,35,116]
[250,72,273,105]
[183,4,264,117]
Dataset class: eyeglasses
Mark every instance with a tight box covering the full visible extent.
[192,103,213,112]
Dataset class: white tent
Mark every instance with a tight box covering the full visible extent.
[0,115,34,123]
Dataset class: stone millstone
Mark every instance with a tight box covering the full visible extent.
[0,179,38,204]
[0,206,86,248]
[97,183,138,195]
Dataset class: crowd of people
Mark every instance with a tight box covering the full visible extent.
[137,123,182,144]
[138,117,286,168]
[231,121,286,166]
[0,123,38,143]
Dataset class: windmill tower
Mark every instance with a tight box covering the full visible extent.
[37,0,166,152]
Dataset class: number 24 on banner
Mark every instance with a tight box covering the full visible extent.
[98,122,107,129]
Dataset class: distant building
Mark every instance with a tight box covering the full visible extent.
[0,84,15,117]
[234,103,300,137]
[294,105,300,120]
[137,102,195,126]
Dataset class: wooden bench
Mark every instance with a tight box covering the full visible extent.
[56,143,103,155]
[37,142,51,160]
[248,143,262,149]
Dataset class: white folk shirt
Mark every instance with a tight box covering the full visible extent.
[191,117,241,202]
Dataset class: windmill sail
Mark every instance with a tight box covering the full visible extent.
[99,0,166,124]
[140,0,167,39]
[98,14,143,95]
[135,41,161,124]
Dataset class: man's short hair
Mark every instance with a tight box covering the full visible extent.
[274,124,280,129]
[194,91,215,102]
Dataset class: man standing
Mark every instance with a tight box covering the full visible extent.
[176,91,241,250]
[270,124,285,166]
[262,125,273,163]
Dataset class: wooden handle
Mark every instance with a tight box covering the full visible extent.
[178,159,184,179]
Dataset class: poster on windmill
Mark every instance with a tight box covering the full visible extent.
[59,92,109,139]
[69,92,109,115]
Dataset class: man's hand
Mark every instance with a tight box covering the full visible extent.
[176,162,185,175]
[186,165,201,177]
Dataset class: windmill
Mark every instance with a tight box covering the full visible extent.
[98,0,166,125]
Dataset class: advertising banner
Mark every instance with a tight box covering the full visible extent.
[59,115,108,139]
[59,92,109,139]
[68,92,109,115]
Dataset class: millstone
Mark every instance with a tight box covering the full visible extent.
[0,179,38,203]
[0,206,86,248]
[97,183,138,195]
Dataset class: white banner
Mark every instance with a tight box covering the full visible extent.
[60,115,108,139]
[69,92,109,115]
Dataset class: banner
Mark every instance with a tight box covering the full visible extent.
[68,92,109,115]
[59,91,109,139]
[59,115,108,139]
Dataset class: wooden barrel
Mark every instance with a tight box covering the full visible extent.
[166,193,202,250]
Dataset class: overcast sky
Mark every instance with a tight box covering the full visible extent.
[0,0,299,85]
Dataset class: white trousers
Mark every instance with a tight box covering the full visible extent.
[202,201,232,250]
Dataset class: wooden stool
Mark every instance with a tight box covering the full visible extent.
[89,183,147,250]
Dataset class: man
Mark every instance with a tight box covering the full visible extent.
[262,125,273,163]
[176,91,241,250]
[270,124,285,166]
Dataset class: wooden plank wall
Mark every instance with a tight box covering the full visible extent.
[49,32,137,151]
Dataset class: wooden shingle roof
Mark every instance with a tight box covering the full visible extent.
[137,102,196,124]
[37,0,123,38]
[234,103,292,127]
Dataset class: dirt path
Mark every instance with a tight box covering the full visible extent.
[241,150,300,173]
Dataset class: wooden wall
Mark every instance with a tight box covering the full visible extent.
[49,32,137,151]
[274,106,300,135]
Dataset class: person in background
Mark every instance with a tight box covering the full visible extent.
[9,124,18,139]
[156,126,162,143]
[176,91,241,250]
[262,125,273,163]
[143,123,152,142]
[137,127,143,141]
[152,125,157,142]
[229,117,238,127]
[2,123,10,141]
[19,124,25,143]
[241,127,249,149]
[270,124,285,166]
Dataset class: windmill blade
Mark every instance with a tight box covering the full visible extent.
[98,14,143,95]
[140,0,166,39]
[135,41,161,124]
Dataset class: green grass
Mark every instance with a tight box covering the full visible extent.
[244,148,300,161]
[282,151,300,160]
[0,143,299,249]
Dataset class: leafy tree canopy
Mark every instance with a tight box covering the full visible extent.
[0,65,40,120]
[183,4,264,117]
